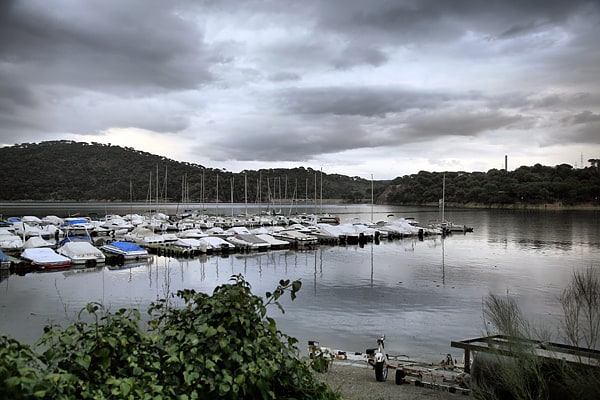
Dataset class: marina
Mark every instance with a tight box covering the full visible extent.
[0,202,458,273]
[0,203,598,365]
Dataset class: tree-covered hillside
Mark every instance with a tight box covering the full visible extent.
[0,141,385,203]
[1,141,598,207]
[385,164,600,207]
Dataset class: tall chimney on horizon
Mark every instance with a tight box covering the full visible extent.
[505,155,508,171]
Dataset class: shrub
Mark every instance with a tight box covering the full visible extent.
[0,275,340,400]
[472,268,600,400]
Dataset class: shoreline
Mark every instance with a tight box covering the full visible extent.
[315,360,466,400]
[1,199,599,210]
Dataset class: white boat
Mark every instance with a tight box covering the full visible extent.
[61,217,97,236]
[41,215,64,226]
[100,241,150,261]
[57,242,106,267]
[199,236,236,252]
[226,234,271,251]
[255,234,290,249]
[205,227,227,237]
[124,227,166,244]
[101,217,134,232]
[0,228,24,250]
[176,228,207,239]
[23,236,54,248]
[272,230,318,247]
[21,248,71,269]
[171,238,209,253]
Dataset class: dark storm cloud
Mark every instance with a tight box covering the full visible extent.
[398,110,525,139]
[0,0,213,92]
[195,113,382,162]
[276,87,456,117]
[310,0,596,43]
[0,0,215,141]
[559,111,600,144]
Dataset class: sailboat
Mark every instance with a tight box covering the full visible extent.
[430,173,473,234]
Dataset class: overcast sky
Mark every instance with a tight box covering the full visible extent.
[1,1,599,179]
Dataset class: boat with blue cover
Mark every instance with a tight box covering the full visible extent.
[100,241,150,261]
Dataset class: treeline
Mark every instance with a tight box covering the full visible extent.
[386,164,600,206]
[0,141,385,203]
[1,141,598,206]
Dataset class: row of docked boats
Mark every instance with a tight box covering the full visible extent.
[0,211,470,272]
[7,239,150,271]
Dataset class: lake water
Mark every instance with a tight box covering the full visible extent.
[1,203,598,363]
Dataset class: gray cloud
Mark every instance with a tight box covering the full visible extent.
[0,0,599,177]
[275,87,456,117]
[0,0,214,92]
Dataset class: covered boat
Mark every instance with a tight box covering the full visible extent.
[21,248,71,269]
[100,241,149,261]
[57,242,106,267]
[0,228,23,251]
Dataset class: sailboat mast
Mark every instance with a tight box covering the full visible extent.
[320,167,323,214]
[314,172,317,214]
[371,174,374,223]
[231,176,234,217]
[201,169,205,214]
[442,173,446,222]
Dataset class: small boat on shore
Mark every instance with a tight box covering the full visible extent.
[20,248,71,270]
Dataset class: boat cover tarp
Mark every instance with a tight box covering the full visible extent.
[255,234,290,247]
[21,248,70,263]
[58,242,105,259]
[108,241,144,252]
[63,219,89,225]
[23,237,53,248]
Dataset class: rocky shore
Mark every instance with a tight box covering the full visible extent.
[315,360,469,400]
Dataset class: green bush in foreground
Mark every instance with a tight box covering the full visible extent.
[0,275,340,400]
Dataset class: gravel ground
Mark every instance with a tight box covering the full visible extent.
[315,360,470,400]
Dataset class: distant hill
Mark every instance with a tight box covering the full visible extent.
[1,141,598,208]
[0,141,386,203]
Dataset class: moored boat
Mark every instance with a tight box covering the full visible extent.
[0,228,24,251]
[272,230,318,247]
[57,242,106,267]
[199,236,236,253]
[100,241,150,261]
[20,248,71,270]
[226,234,271,251]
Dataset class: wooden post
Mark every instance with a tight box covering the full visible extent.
[464,349,471,373]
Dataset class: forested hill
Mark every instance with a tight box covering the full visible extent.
[386,163,600,207]
[0,141,599,208]
[0,141,385,203]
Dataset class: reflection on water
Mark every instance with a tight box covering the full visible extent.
[0,205,598,361]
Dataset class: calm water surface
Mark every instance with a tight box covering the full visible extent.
[0,204,598,362]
